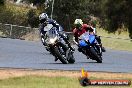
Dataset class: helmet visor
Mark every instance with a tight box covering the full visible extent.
[75,24,81,28]
[40,19,46,23]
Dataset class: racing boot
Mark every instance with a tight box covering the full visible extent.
[54,57,59,61]
[95,36,106,52]
[69,45,75,52]
[102,47,106,52]
[100,44,106,52]
[86,55,90,59]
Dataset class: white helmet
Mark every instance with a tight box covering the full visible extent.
[39,13,48,21]
[74,19,83,25]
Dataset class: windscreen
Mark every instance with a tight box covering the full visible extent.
[79,32,89,41]
[46,27,58,38]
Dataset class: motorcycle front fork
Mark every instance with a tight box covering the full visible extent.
[94,45,102,56]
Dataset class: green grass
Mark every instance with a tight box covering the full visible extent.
[97,28,132,51]
[97,28,129,39]
[0,76,131,88]
[101,37,132,51]
[0,76,81,88]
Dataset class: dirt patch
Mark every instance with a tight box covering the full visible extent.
[0,68,132,79]
[21,30,40,41]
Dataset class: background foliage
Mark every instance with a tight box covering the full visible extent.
[0,0,132,38]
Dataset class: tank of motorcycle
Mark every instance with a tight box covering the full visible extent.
[43,24,53,31]
[79,40,88,47]
[79,33,96,47]
[89,35,95,44]
[45,28,59,44]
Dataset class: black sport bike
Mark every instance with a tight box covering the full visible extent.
[43,26,75,64]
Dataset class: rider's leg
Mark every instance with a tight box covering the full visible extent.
[95,35,106,52]
[60,33,75,51]
[40,30,50,52]
[78,47,86,55]
[40,30,47,46]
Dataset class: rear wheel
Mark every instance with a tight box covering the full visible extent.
[90,47,102,63]
[68,53,75,64]
[66,49,75,64]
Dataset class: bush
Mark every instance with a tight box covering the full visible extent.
[0,0,4,5]
[27,9,39,28]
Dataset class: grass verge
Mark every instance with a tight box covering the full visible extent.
[101,37,132,51]
[0,75,131,88]
[0,69,132,88]
[97,28,132,51]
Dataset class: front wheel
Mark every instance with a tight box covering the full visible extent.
[53,47,68,64]
[90,47,102,63]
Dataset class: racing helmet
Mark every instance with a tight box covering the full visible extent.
[39,13,48,23]
[74,19,83,28]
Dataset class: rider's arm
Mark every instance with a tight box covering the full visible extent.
[38,23,43,30]
[93,28,96,34]
[48,19,60,31]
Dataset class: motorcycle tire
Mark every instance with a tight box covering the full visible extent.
[68,53,75,64]
[54,47,68,64]
[66,49,75,64]
[90,47,102,63]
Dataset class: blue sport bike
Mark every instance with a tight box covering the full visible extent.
[77,32,102,63]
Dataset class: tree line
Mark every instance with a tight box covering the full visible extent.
[0,0,132,38]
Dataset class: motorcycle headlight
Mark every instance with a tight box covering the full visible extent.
[49,36,57,44]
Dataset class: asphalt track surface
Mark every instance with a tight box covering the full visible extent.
[0,38,132,73]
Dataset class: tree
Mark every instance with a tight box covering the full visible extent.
[21,0,106,31]
[0,0,4,5]
[105,0,132,38]
[27,9,39,28]
[45,0,90,30]
[16,0,132,38]
[23,0,46,5]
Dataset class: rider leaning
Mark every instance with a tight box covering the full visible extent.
[73,19,88,43]
[73,19,89,55]
[39,13,75,61]
[38,13,62,46]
